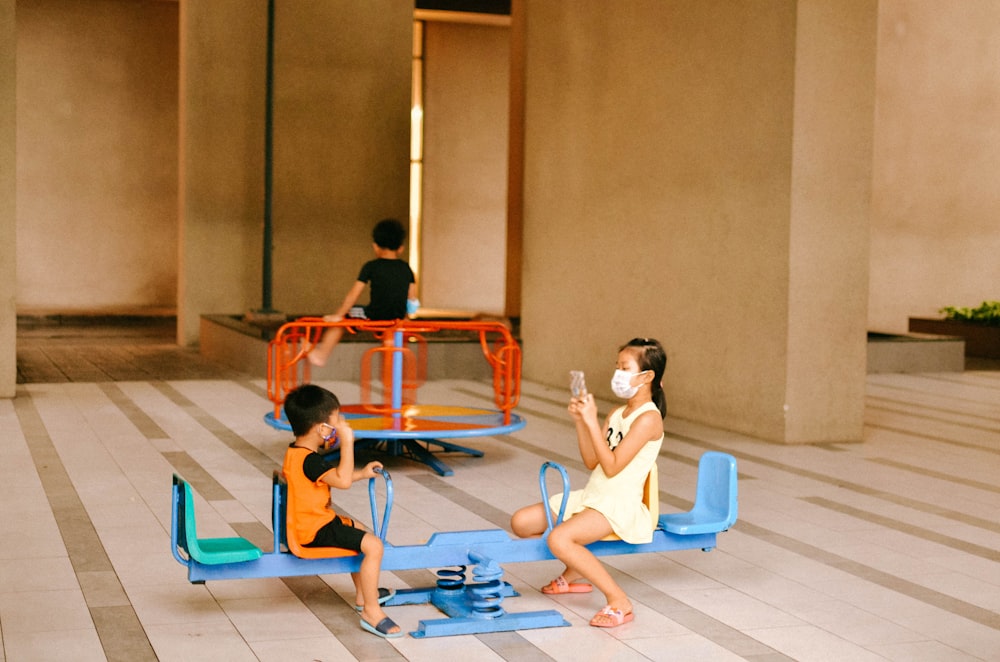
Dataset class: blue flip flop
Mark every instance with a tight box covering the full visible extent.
[354,587,395,612]
[360,615,403,639]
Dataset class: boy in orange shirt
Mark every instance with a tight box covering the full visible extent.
[281,384,401,638]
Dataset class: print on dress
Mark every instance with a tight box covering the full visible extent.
[606,427,624,449]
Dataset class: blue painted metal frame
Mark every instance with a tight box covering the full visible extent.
[171,453,739,637]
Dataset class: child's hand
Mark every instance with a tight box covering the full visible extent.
[333,416,354,447]
[361,461,383,479]
[322,314,344,322]
[568,392,597,422]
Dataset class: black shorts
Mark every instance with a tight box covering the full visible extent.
[303,515,366,552]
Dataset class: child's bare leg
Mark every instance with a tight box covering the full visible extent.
[356,533,399,634]
[512,503,591,588]
[309,327,345,366]
[350,572,364,607]
[510,502,550,538]
[546,509,631,612]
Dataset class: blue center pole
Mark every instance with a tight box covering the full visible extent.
[392,330,404,420]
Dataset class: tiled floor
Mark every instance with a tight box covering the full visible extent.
[3,324,999,661]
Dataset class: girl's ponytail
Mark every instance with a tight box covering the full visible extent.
[650,379,667,419]
[620,337,668,419]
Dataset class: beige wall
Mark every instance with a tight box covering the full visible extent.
[868,0,1000,332]
[178,1,412,344]
[16,0,178,313]
[520,1,875,443]
[421,20,510,314]
[1,0,14,397]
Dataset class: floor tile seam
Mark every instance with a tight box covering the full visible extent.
[918,373,1000,392]
[736,520,1000,633]
[90,605,158,661]
[33,382,266,578]
[150,381,281,477]
[34,347,111,380]
[16,349,72,382]
[14,388,115,573]
[866,456,1000,495]
[799,496,1000,563]
[862,422,1000,456]
[12,386,156,659]
[162,451,242,503]
[866,399,1000,431]
[665,430,1000,534]
[96,382,171,440]
[865,378,1000,405]
[659,607,796,661]
[233,378,269,400]
[866,386,1000,412]
[864,405,1000,441]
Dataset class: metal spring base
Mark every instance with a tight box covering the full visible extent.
[386,561,570,638]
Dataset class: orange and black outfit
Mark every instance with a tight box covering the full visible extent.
[282,445,366,551]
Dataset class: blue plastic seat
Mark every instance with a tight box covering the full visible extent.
[173,474,263,565]
[658,452,738,535]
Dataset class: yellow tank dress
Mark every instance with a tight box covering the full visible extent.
[548,401,663,544]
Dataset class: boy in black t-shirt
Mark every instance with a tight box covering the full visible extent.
[309,219,417,367]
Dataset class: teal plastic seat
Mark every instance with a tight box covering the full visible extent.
[173,474,263,565]
[658,452,738,535]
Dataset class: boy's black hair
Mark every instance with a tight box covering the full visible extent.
[620,337,668,419]
[372,218,407,251]
[283,384,340,437]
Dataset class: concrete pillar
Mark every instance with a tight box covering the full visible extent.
[519,1,876,443]
[0,0,15,398]
[178,1,411,346]
[178,0,268,346]
[785,0,876,441]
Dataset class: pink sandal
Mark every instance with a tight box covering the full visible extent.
[541,575,593,594]
[589,605,634,628]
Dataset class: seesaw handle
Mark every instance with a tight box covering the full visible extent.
[539,461,570,533]
[369,467,393,541]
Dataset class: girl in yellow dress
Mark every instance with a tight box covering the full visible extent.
[510,338,667,628]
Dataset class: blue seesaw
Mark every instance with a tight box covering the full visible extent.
[171,451,739,638]
[263,318,526,476]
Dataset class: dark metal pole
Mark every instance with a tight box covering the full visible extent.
[261,0,276,312]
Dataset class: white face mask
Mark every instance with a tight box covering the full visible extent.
[611,369,641,399]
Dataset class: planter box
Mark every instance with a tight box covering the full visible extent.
[867,332,965,373]
[908,318,1000,359]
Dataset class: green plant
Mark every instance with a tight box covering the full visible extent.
[939,300,1000,326]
